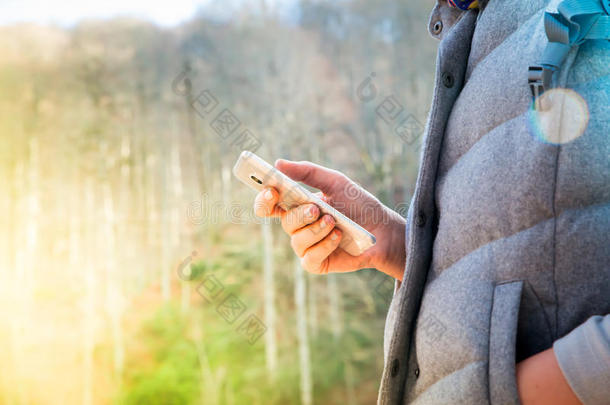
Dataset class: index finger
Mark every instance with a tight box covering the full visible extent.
[254,187,283,217]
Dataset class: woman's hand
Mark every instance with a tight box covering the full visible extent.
[254,159,406,280]
[516,348,582,405]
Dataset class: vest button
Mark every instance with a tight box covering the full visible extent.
[442,71,454,88]
[414,367,420,378]
[390,358,400,377]
[432,20,443,35]
[415,211,426,227]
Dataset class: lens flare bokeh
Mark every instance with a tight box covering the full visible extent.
[528,88,590,145]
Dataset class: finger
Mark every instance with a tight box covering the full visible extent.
[301,229,342,274]
[254,187,282,217]
[275,159,347,194]
[281,203,319,234]
[291,214,335,257]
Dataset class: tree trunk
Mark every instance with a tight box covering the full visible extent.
[103,181,124,380]
[170,142,189,312]
[327,274,343,341]
[145,152,159,288]
[161,160,171,301]
[294,257,312,405]
[221,160,231,209]
[193,319,218,405]
[21,138,39,348]
[83,178,96,405]
[262,220,277,380]
[11,162,26,403]
[308,274,318,338]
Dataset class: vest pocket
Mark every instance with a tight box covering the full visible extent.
[488,280,523,405]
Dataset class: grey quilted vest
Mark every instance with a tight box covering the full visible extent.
[378,0,610,404]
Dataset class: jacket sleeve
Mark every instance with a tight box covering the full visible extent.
[553,315,610,405]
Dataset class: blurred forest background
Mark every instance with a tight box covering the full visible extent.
[0,0,438,404]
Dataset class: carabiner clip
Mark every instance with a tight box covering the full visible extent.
[528,65,553,111]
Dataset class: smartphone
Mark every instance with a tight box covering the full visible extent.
[232,151,376,256]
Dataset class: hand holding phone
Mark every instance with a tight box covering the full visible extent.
[233,151,376,256]
[233,151,407,279]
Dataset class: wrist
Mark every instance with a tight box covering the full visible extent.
[372,210,406,281]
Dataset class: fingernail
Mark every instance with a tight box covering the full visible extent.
[320,215,328,229]
[324,215,334,226]
[307,205,318,217]
[331,230,340,241]
[264,189,273,200]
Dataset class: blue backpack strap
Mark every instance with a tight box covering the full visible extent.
[528,0,610,109]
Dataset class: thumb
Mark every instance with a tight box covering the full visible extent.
[275,159,347,194]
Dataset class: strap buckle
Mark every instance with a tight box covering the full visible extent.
[528,65,553,111]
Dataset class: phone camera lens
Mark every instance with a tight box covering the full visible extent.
[250,174,263,185]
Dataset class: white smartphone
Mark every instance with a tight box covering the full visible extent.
[232,151,376,256]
